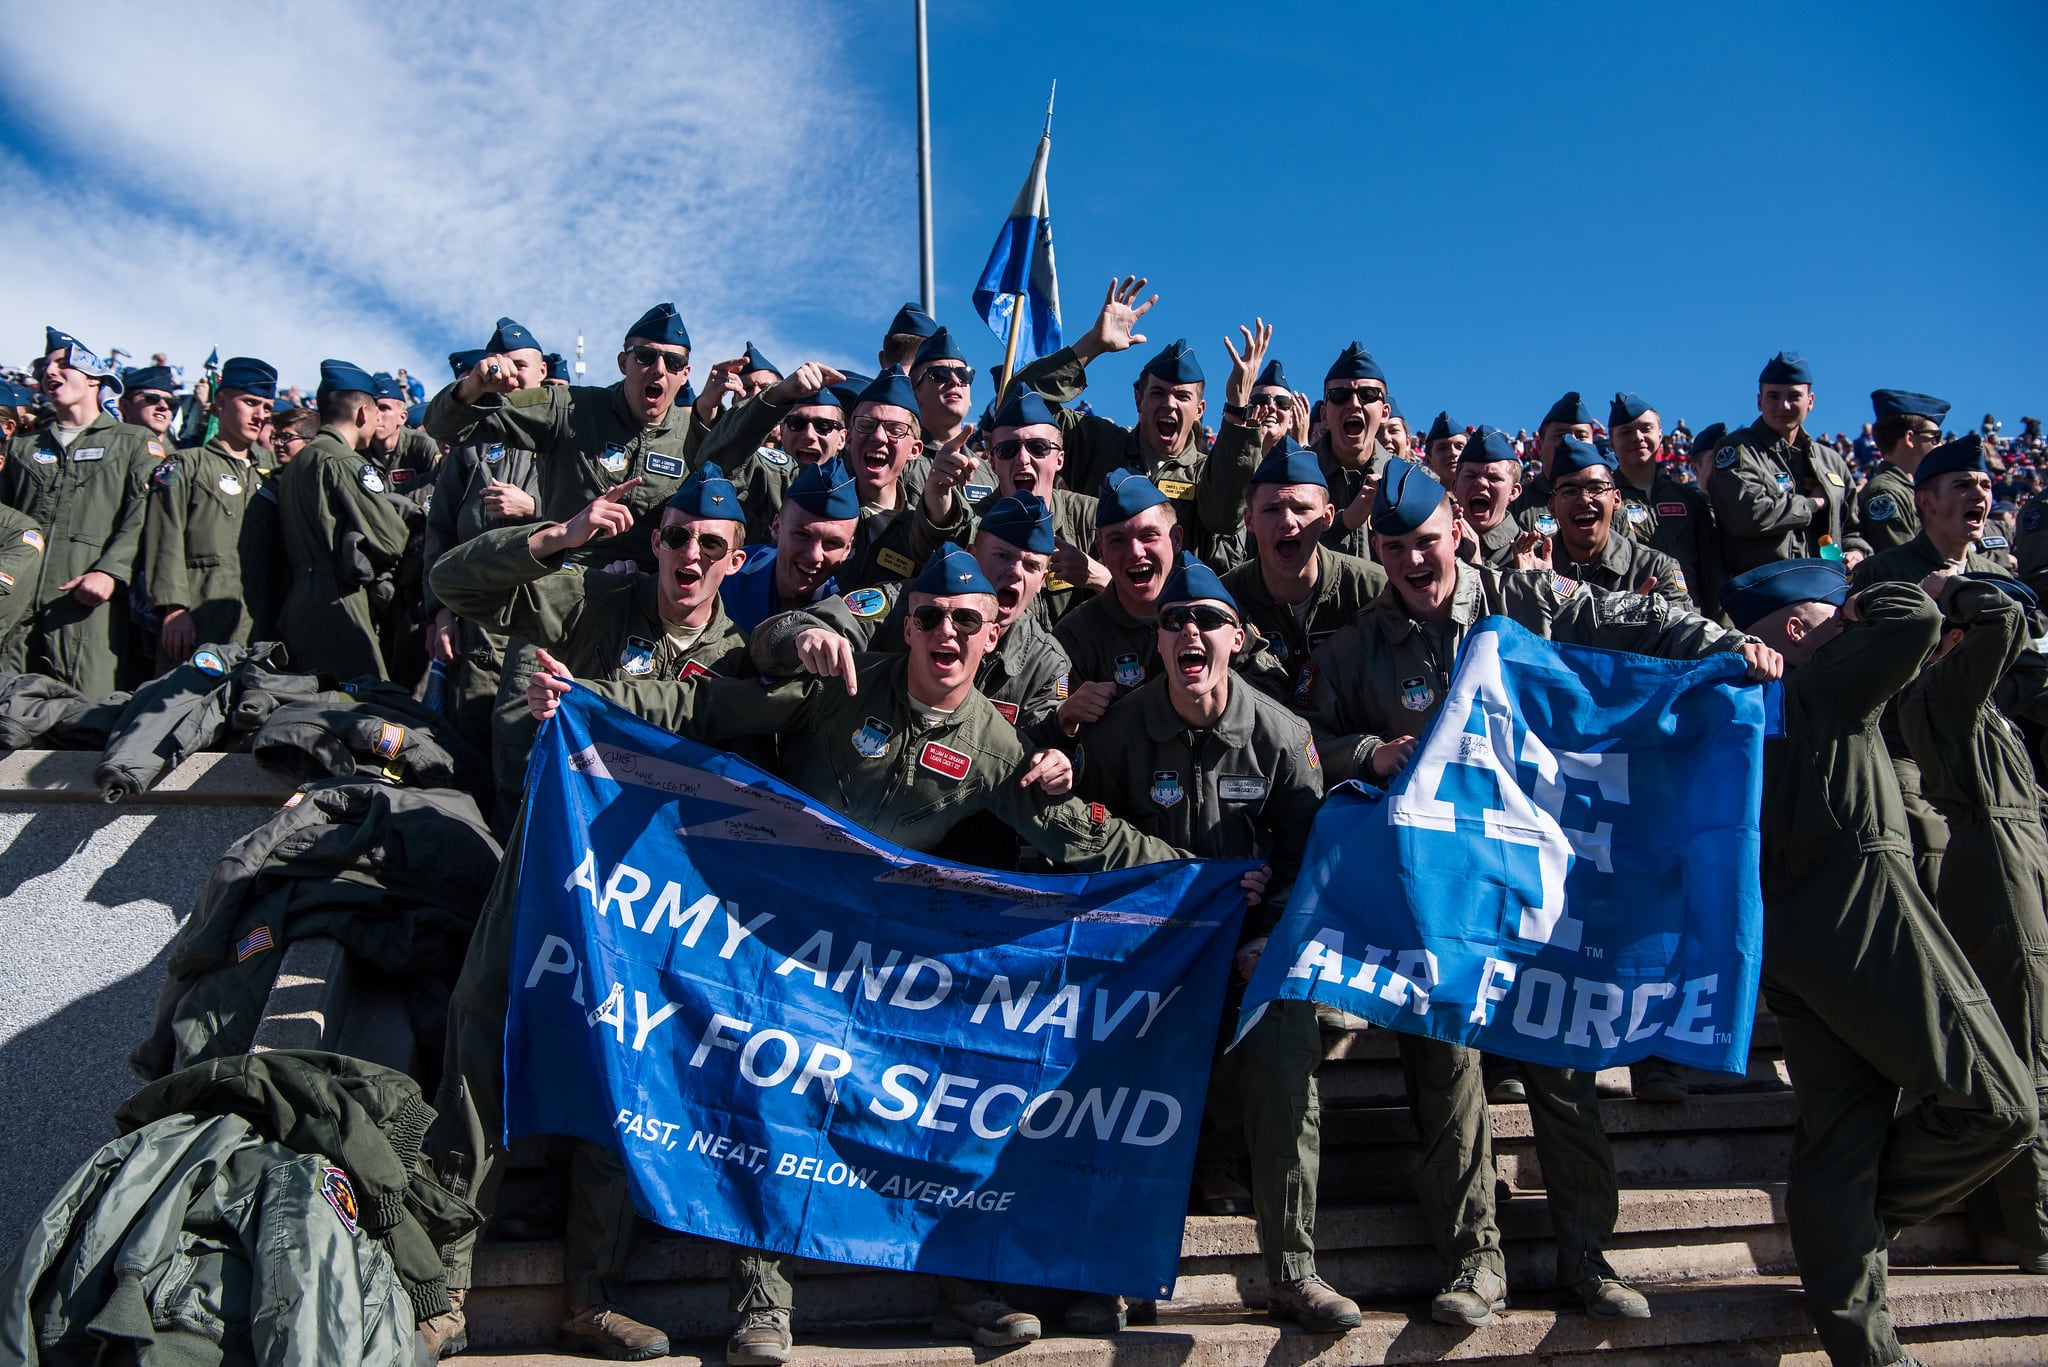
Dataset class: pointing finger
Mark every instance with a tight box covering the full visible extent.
[602,476,645,501]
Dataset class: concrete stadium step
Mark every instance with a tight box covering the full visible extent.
[1316,1092,1798,1202]
[461,1183,1978,1349]
[458,1270,2048,1365]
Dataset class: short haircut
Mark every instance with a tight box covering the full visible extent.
[1873,414,1924,455]
[880,333,923,368]
[317,389,370,424]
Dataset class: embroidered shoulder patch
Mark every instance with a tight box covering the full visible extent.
[844,587,888,618]
[1867,493,1897,522]
[150,459,178,489]
[319,1166,360,1234]
[358,465,386,494]
[1714,447,1739,469]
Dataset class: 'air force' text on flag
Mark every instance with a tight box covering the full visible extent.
[1239,617,1772,1076]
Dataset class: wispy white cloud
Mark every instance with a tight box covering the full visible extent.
[0,3,914,391]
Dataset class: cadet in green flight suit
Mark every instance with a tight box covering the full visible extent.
[0,328,155,695]
[1545,436,1693,610]
[367,371,442,500]
[688,371,851,546]
[1898,571,2048,1276]
[523,543,1195,1367]
[1852,433,2012,901]
[836,367,970,589]
[273,360,414,681]
[1858,390,1951,554]
[423,303,710,572]
[1609,393,1719,610]
[1303,460,1780,1328]
[423,346,544,753]
[1218,438,1385,708]
[1722,558,2033,1367]
[143,355,279,671]
[1077,557,1359,1336]
[425,464,753,1362]
[1505,391,1599,520]
[0,446,48,652]
[1011,278,1257,559]
[1708,352,1865,575]
[1054,471,1292,732]
[1452,427,1539,569]
[753,489,1072,754]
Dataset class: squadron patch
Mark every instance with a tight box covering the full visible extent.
[1715,447,1739,469]
[758,447,791,468]
[218,473,242,496]
[853,716,893,758]
[484,443,506,464]
[1150,770,1184,807]
[1113,653,1145,688]
[192,649,226,676]
[150,460,178,489]
[620,637,656,676]
[1400,675,1435,711]
[320,1166,360,1234]
[844,587,888,619]
[1625,503,1650,526]
[358,465,386,493]
[1867,493,1897,522]
[599,444,629,474]
[30,448,55,465]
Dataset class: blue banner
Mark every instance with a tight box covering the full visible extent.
[1240,617,1769,1075]
[503,688,1249,1297]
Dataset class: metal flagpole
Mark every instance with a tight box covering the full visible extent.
[915,0,935,315]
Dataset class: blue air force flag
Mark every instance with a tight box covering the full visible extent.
[504,688,1250,1297]
[1239,617,1770,1075]
[973,133,1062,368]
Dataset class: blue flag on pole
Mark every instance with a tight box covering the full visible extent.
[1238,617,1770,1075]
[973,133,1062,369]
[503,688,1250,1297]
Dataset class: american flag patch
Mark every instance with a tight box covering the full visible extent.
[236,925,274,962]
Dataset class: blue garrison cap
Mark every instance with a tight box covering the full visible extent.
[317,359,377,397]
[626,302,691,349]
[1158,552,1239,613]
[122,365,177,394]
[785,458,860,520]
[1872,389,1949,424]
[1759,352,1813,386]
[0,381,32,408]
[787,384,844,412]
[888,303,939,339]
[1719,558,1848,630]
[1387,395,1405,422]
[370,372,405,402]
[1370,457,1449,535]
[1958,572,2040,614]
[1541,391,1595,428]
[272,396,296,413]
[1254,359,1290,392]
[1692,422,1728,454]
[741,341,779,377]
[218,356,277,399]
[1325,342,1385,385]
[854,366,919,416]
[1140,339,1204,386]
[1459,424,1520,465]
[978,490,1057,554]
[1609,392,1655,427]
[992,388,1058,430]
[827,371,871,411]
[1426,410,1464,445]
[1550,435,1617,479]
[449,348,487,378]
[665,461,741,519]
[913,327,967,367]
[1249,436,1327,489]
[1098,467,1172,525]
[909,542,995,597]
[406,402,427,428]
[544,352,569,381]
[1915,432,1991,488]
[487,316,540,355]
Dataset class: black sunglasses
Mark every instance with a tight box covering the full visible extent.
[629,346,689,374]
[783,415,845,436]
[918,364,975,388]
[993,437,1063,460]
[1325,385,1386,408]
[1249,390,1292,410]
[654,525,731,558]
[1158,604,1240,633]
[132,391,175,407]
[908,605,988,634]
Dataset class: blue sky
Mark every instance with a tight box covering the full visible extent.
[4,2,2040,439]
